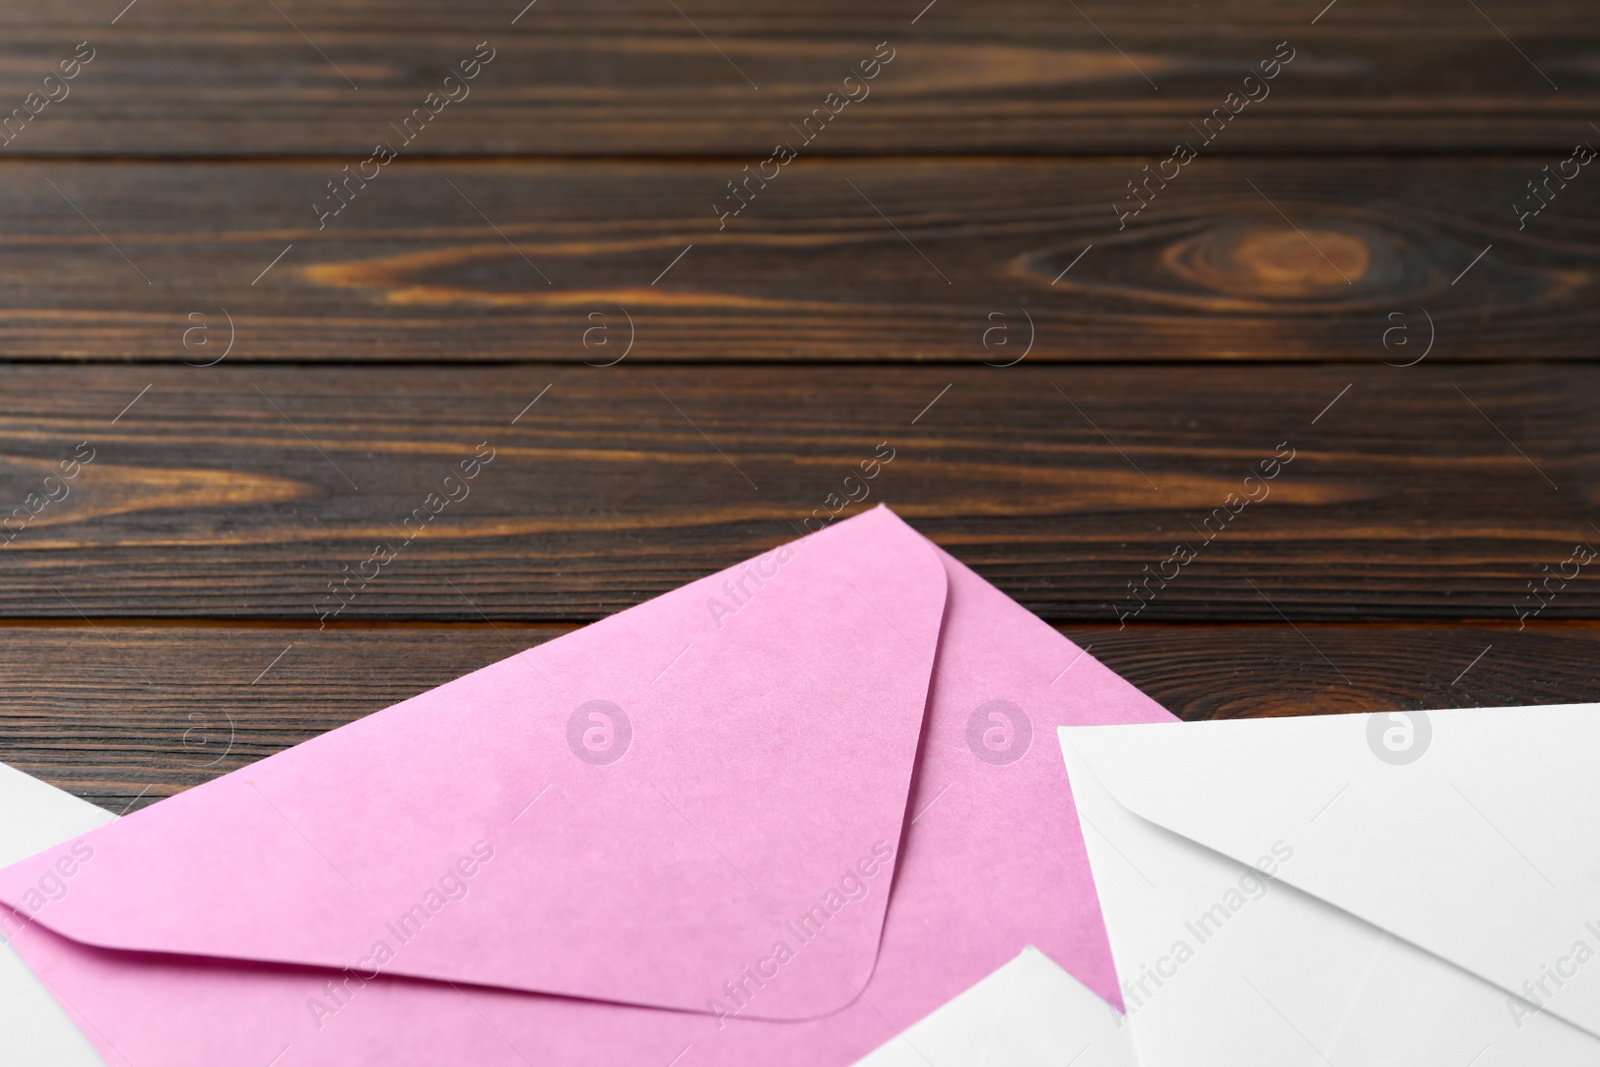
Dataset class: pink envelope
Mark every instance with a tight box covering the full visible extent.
[0,507,1172,1065]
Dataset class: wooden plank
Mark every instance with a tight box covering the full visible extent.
[4,620,1593,812]
[3,157,1600,362]
[0,362,1593,622]
[0,624,560,812]
[0,1,1593,155]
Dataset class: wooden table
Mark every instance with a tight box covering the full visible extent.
[1,0,1596,812]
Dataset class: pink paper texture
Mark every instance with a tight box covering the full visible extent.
[2,507,1174,1065]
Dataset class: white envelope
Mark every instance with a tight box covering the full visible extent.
[853,947,1136,1067]
[1060,704,1600,1066]
[0,762,114,1066]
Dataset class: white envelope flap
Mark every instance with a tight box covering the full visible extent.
[0,763,113,867]
[0,763,116,1067]
[1060,706,1600,1038]
[852,948,1136,1067]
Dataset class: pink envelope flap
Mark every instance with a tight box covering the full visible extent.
[0,507,948,1019]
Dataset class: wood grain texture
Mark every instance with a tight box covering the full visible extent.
[5,621,1592,812]
[3,157,1600,362]
[0,0,1594,155]
[1,0,1595,831]
[0,624,565,811]
[0,362,1593,622]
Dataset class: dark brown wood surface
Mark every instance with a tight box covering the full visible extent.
[0,0,1596,813]
[4,621,1594,812]
[0,362,1593,621]
[0,0,1595,155]
[2,158,1598,362]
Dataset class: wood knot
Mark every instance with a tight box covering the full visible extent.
[1163,221,1374,299]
